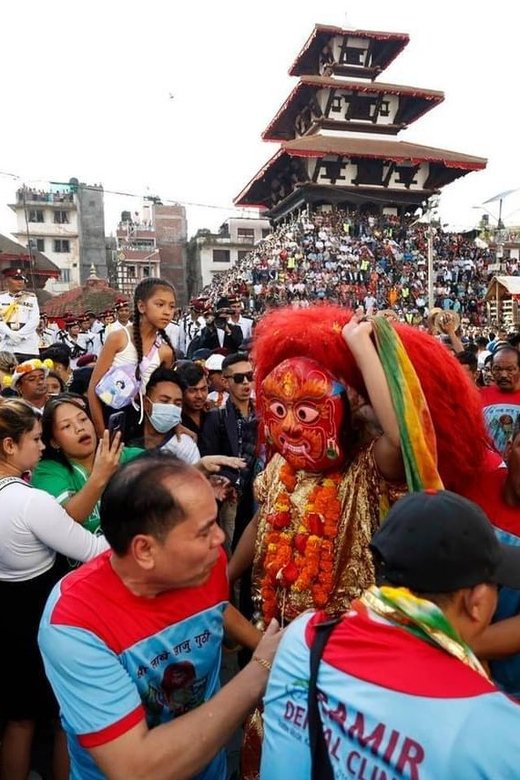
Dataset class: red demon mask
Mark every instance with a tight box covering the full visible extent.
[261,356,347,472]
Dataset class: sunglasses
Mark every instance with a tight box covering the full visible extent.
[224,371,254,384]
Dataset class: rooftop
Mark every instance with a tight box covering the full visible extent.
[0,233,60,284]
[235,136,487,207]
[262,76,444,140]
[289,24,410,79]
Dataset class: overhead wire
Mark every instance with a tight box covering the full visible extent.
[0,170,256,216]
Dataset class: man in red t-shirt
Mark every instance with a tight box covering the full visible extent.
[480,347,520,455]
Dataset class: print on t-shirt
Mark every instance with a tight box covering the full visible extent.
[483,402,520,454]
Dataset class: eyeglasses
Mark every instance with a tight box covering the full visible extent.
[224,371,254,384]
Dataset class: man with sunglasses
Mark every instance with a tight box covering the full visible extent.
[199,353,257,551]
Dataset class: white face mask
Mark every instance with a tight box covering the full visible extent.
[147,402,182,433]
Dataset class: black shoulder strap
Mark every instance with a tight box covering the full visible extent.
[308,617,341,780]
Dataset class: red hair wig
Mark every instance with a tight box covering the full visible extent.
[253,305,487,493]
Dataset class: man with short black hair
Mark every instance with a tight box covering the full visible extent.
[39,454,281,780]
[200,352,257,548]
[106,299,131,334]
[175,362,209,438]
[261,490,520,779]
[41,343,73,389]
[481,347,520,454]
[456,349,478,384]
[229,297,253,341]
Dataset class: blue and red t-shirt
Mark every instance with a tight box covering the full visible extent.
[261,606,520,779]
[39,548,229,780]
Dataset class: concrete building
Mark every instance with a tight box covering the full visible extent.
[112,201,188,303]
[194,216,271,288]
[9,179,107,293]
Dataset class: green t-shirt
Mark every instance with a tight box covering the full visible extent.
[32,447,143,534]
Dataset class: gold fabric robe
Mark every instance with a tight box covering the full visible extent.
[252,444,404,626]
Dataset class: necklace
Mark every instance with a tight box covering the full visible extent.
[260,461,342,624]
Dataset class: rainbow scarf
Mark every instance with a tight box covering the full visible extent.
[361,585,489,679]
[372,317,443,492]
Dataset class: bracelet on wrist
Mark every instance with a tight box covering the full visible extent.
[252,655,272,672]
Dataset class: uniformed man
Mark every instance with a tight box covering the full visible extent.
[88,309,104,335]
[105,298,131,335]
[179,298,207,354]
[58,317,88,369]
[37,313,57,352]
[228,296,253,341]
[77,313,99,355]
[99,308,116,349]
[0,268,40,360]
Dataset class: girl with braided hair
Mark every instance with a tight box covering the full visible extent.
[87,277,176,440]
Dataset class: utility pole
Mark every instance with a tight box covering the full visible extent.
[425,196,439,310]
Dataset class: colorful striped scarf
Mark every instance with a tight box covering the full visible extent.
[372,316,443,492]
[361,585,489,679]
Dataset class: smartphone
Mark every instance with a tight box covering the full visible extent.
[107,411,125,446]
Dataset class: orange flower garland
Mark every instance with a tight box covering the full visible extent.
[260,462,343,623]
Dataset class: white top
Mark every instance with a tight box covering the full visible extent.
[161,433,200,464]
[207,390,229,409]
[478,349,491,369]
[0,291,40,356]
[111,327,162,392]
[229,316,253,341]
[0,479,109,582]
[165,321,181,353]
[105,320,125,336]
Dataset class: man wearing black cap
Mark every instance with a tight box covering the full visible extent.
[0,267,40,359]
[261,490,520,780]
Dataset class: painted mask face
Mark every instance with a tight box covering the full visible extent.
[261,357,347,472]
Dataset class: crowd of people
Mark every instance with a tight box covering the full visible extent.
[0,205,520,779]
[203,208,519,327]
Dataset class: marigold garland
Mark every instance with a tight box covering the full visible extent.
[260,463,343,623]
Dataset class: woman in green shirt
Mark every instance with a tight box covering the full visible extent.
[32,396,143,536]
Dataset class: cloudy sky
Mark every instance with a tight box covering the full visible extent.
[1,0,519,241]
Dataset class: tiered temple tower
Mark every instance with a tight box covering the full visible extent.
[235,24,487,222]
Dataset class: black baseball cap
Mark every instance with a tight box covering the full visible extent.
[371,489,520,593]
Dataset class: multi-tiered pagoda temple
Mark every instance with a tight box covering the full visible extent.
[235,24,486,221]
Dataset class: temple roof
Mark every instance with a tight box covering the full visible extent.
[262,76,445,140]
[289,24,410,79]
[235,136,487,208]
